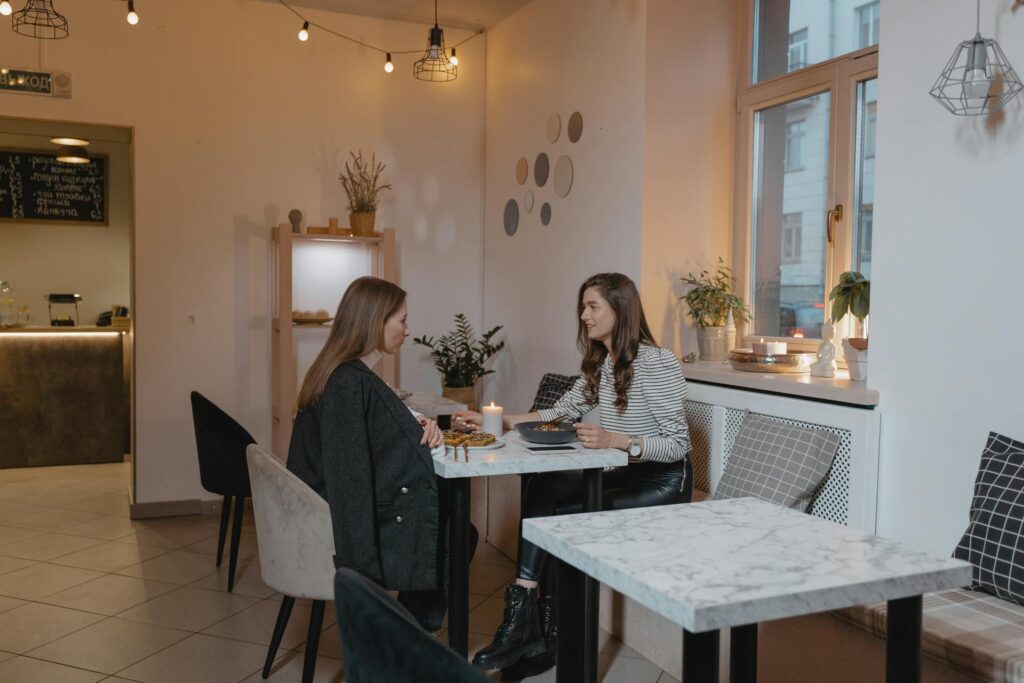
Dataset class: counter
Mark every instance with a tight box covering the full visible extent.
[0,327,129,468]
[680,360,879,407]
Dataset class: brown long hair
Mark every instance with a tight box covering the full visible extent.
[577,273,656,412]
[297,276,406,410]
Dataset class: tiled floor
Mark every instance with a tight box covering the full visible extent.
[0,462,678,682]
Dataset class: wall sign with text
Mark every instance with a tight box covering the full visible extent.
[0,68,72,98]
[0,149,108,225]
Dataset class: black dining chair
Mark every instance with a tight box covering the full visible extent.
[189,391,255,592]
[334,568,489,683]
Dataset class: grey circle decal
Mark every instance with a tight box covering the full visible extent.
[568,111,583,143]
[503,199,519,236]
[534,153,550,187]
[540,202,552,226]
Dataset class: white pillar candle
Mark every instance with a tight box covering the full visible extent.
[752,339,788,355]
[481,401,504,436]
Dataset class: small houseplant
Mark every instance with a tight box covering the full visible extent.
[339,151,391,236]
[680,258,750,361]
[413,313,505,410]
[828,271,870,381]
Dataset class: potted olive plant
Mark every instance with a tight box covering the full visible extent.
[339,151,391,236]
[829,271,870,382]
[680,258,750,361]
[413,313,505,411]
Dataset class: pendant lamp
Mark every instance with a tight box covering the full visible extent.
[13,0,69,40]
[413,0,457,82]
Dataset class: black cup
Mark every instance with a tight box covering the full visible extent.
[437,414,452,430]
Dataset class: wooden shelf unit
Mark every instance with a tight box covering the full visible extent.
[271,224,397,456]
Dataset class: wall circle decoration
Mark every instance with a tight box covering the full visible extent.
[568,111,583,143]
[504,199,519,236]
[547,113,561,143]
[553,155,574,198]
[540,202,552,226]
[515,157,528,185]
[534,153,550,187]
[523,191,534,213]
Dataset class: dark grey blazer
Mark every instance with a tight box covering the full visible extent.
[287,359,439,591]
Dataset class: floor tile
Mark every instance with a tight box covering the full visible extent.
[657,671,681,683]
[0,524,43,545]
[189,559,276,599]
[50,541,168,573]
[0,602,104,653]
[594,652,664,682]
[474,542,515,568]
[0,595,26,613]
[0,500,49,522]
[0,650,13,664]
[599,630,646,659]
[468,595,506,636]
[117,585,258,631]
[0,562,103,600]
[0,656,105,682]
[62,516,144,541]
[121,522,218,550]
[27,617,191,675]
[40,574,179,616]
[181,530,259,560]
[203,598,332,649]
[244,650,343,682]
[4,508,105,532]
[295,623,341,659]
[115,550,219,584]
[0,532,106,561]
[63,492,131,516]
[0,554,37,576]
[117,633,268,683]
[469,561,515,595]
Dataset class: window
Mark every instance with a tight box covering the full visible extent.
[856,2,881,50]
[784,120,806,172]
[783,213,802,263]
[739,1,880,343]
[788,29,808,72]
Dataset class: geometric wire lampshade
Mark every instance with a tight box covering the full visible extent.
[13,0,69,39]
[930,35,1024,115]
[413,24,457,82]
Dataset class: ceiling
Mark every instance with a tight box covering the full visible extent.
[258,0,533,31]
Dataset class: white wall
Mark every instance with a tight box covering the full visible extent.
[483,0,647,411]
[0,0,485,504]
[872,0,1024,554]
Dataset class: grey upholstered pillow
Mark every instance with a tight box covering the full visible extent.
[713,413,841,511]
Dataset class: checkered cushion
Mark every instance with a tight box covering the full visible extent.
[713,413,840,511]
[954,432,1024,605]
[836,588,1024,683]
[529,373,579,412]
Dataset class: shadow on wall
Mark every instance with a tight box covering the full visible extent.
[233,214,272,443]
[314,143,351,224]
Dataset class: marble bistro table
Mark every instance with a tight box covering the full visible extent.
[432,431,627,660]
[522,497,972,683]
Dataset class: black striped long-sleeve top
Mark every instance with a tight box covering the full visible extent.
[536,344,691,463]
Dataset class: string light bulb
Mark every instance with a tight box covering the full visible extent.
[297,21,309,42]
[0,2,12,17]
[384,52,394,73]
[126,1,139,25]
[450,48,458,66]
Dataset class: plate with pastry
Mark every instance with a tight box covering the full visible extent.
[445,430,505,452]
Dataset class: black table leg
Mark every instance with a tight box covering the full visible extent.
[886,595,922,683]
[683,628,720,683]
[448,477,471,657]
[730,623,757,683]
[582,469,602,683]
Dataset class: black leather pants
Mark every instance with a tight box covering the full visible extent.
[516,458,692,581]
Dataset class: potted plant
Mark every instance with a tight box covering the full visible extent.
[413,313,505,411]
[828,271,870,382]
[680,258,750,361]
[339,151,391,237]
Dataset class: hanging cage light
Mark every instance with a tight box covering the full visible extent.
[413,0,457,82]
[930,0,1023,116]
[13,0,69,40]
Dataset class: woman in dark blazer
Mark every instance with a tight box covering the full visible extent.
[287,276,445,594]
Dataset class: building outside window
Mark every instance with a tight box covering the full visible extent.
[785,120,806,172]
[856,2,881,50]
[783,213,802,263]
[788,28,808,72]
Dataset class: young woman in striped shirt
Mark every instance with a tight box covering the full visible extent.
[455,272,692,674]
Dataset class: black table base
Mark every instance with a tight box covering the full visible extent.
[448,478,471,657]
[730,623,757,683]
[683,628,720,683]
[886,595,922,683]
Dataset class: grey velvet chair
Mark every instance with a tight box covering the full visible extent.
[245,444,335,683]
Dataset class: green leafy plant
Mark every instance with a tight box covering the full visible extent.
[680,258,750,328]
[338,151,392,214]
[828,271,870,330]
[413,314,505,388]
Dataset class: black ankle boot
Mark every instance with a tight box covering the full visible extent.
[472,584,546,671]
[500,591,557,680]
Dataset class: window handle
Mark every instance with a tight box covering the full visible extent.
[826,204,843,244]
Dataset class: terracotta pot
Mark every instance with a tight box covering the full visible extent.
[442,384,479,412]
[349,212,376,236]
[695,326,736,361]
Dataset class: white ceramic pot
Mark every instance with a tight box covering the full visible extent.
[696,326,736,361]
[842,339,869,382]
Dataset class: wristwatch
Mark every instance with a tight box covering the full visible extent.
[627,435,643,457]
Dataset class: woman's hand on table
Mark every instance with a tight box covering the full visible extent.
[452,410,481,429]
[574,423,627,451]
[417,417,443,448]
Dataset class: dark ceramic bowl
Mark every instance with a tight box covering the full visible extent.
[515,421,578,445]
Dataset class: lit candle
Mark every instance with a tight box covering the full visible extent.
[752,339,788,355]
[481,401,503,436]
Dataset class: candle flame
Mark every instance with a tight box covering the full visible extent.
[489,401,495,408]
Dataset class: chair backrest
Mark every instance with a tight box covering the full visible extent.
[190,391,254,497]
[333,568,489,683]
[245,443,336,600]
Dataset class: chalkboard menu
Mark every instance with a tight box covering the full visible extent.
[0,149,107,225]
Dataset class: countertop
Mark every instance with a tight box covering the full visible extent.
[680,360,879,406]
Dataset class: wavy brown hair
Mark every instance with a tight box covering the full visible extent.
[577,273,656,412]
[297,276,406,411]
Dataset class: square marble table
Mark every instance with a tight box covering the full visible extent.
[433,432,627,659]
[523,497,972,683]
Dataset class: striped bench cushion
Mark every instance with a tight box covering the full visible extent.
[835,588,1024,683]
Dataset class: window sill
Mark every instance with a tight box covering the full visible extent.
[679,360,878,407]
